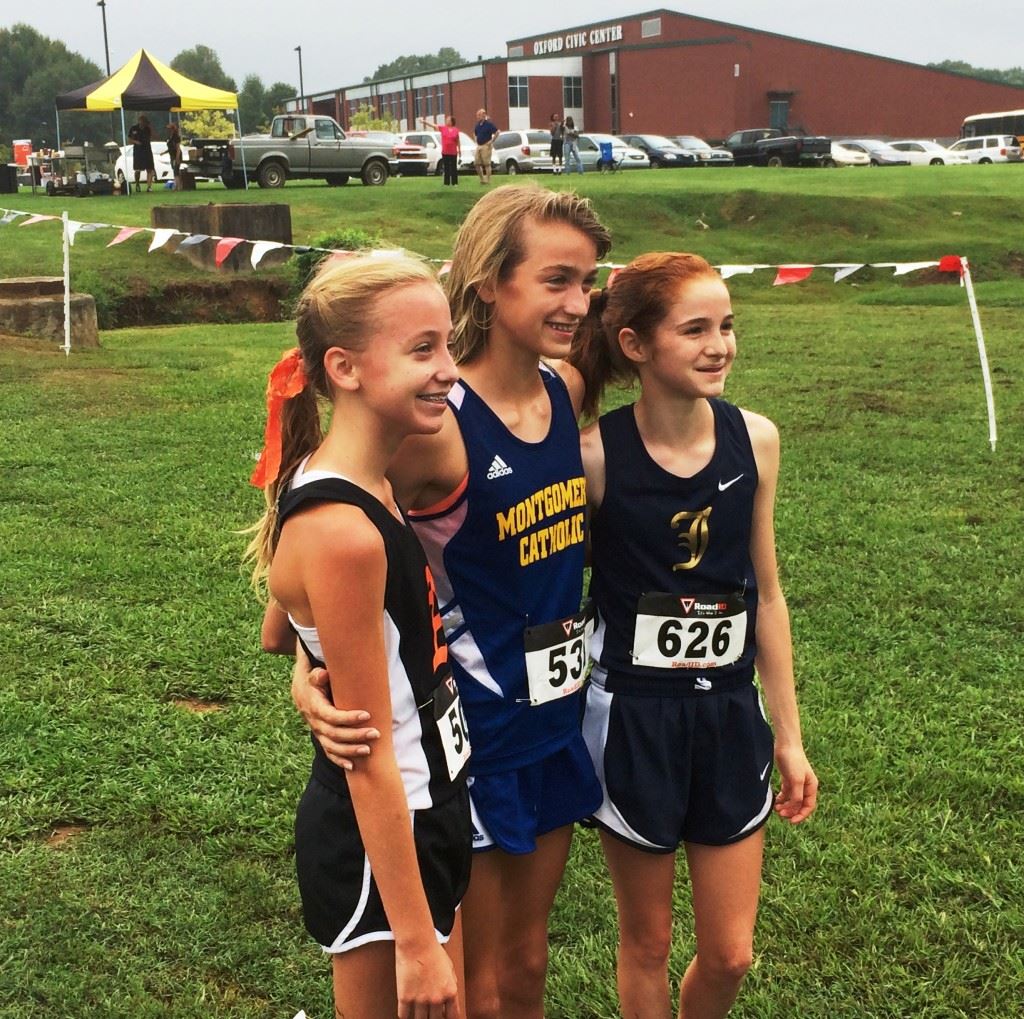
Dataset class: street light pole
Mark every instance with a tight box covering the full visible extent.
[294,46,305,112]
[97,0,111,74]
[97,0,115,144]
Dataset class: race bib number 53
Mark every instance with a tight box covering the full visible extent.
[523,602,594,706]
[632,593,746,670]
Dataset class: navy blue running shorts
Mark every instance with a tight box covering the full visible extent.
[468,733,602,855]
[581,675,774,852]
[295,769,472,952]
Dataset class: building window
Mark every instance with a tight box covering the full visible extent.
[509,75,529,108]
[508,45,524,58]
[438,89,445,117]
[641,17,662,38]
[563,76,583,108]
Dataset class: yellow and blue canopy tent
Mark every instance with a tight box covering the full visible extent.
[55,49,247,187]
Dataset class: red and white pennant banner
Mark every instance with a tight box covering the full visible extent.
[0,207,995,449]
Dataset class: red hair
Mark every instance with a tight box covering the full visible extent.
[569,252,720,419]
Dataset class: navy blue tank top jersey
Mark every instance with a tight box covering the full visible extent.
[590,399,759,695]
[408,364,588,774]
[278,472,469,809]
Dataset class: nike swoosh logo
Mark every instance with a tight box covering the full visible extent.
[718,474,744,491]
[760,761,772,781]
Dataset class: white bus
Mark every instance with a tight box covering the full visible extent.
[961,109,1024,143]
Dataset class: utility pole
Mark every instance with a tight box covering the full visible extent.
[294,46,305,112]
[97,0,111,74]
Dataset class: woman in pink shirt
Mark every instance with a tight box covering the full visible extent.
[425,115,462,186]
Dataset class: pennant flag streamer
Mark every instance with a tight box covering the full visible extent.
[65,221,102,245]
[718,264,769,279]
[938,255,965,278]
[774,265,815,286]
[832,264,865,282]
[149,228,177,252]
[175,233,210,251]
[107,226,144,247]
[1,210,24,225]
[251,240,284,268]
[886,261,940,277]
[20,214,56,227]
[215,237,245,267]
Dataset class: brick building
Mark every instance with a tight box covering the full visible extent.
[295,8,1024,143]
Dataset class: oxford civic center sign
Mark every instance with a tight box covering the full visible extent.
[532,23,624,55]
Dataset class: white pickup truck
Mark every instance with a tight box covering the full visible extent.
[185,114,402,188]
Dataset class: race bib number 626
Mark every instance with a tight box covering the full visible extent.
[632,592,746,670]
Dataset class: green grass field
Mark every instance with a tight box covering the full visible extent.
[1,169,1022,1017]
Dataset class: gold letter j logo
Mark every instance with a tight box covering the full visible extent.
[671,506,712,571]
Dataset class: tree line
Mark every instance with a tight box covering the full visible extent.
[0,27,296,159]
[926,60,1024,87]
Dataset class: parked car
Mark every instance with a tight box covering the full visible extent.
[830,141,871,167]
[835,140,910,166]
[579,134,651,170]
[947,134,1023,163]
[888,139,970,165]
[725,128,832,167]
[348,131,430,176]
[619,134,697,167]
[671,136,735,166]
[398,130,482,174]
[185,114,400,188]
[492,129,553,174]
[115,141,174,183]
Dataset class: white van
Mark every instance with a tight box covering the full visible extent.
[947,135,1022,164]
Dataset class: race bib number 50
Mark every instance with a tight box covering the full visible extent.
[523,602,594,706]
[433,675,471,781]
[632,592,746,670]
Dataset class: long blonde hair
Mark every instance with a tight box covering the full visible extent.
[246,253,438,586]
[445,184,611,365]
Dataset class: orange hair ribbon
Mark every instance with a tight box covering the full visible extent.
[250,347,307,488]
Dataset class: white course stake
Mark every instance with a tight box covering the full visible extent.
[960,257,998,451]
[62,210,71,357]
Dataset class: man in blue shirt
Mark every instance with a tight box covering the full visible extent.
[474,108,499,184]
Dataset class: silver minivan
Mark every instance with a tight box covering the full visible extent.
[492,130,553,174]
[947,135,1022,163]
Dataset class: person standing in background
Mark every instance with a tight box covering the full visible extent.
[473,108,499,184]
[166,121,182,190]
[423,115,463,186]
[127,114,154,193]
[549,113,565,174]
[564,117,583,175]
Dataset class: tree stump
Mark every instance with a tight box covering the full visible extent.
[0,277,99,348]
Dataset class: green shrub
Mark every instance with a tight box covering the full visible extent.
[288,226,383,302]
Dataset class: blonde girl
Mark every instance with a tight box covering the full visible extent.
[250,255,469,1019]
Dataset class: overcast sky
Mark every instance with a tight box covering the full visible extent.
[9,1,1023,96]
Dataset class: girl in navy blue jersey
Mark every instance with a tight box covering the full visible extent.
[249,254,469,1019]
[569,252,818,1019]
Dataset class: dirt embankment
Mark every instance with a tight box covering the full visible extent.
[108,278,291,328]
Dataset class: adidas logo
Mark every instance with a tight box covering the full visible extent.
[486,455,513,479]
